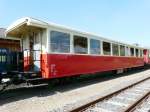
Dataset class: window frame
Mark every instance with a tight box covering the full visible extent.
[90,38,101,55]
[126,46,130,57]
[135,48,139,57]
[73,35,88,54]
[120,45,126,56]
[140,49,143,58]
[102,41,111,56]
[112,43,119,56]
[48,29,144,57]
[131,47,135,57]
[50,30,71,53]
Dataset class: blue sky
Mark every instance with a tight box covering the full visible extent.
[0,0,150,47]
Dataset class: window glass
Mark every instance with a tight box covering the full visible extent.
[130,48,134,56]
[74,35,88,54]
[90,39,100,54]
[120,45,125,56]
[126,47,130,56]
[1,56,3,62]
[2,56,6,62]
[112,44,119,56]
[140,49,143,57]
[34,33,40,44]
[103,42,111,55]
[50,31,70,53]
[135,49,139,57]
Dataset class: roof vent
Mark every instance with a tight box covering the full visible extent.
[133,43,139,46]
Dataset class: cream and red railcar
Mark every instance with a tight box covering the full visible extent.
[5,17,146,82]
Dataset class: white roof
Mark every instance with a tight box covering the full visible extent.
[6,17,146,49]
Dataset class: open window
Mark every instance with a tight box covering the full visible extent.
[103,42,111,55]
[135,49,139,57]
[74,35,88,54]
[130,48,135,56]
[90,39,100,54]
[50,31,70,53]
[112,43,119,56]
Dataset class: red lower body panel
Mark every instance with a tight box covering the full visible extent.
[41,54,144,79]
[148,58,150,64]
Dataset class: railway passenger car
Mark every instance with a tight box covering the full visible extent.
[5,17,146,82]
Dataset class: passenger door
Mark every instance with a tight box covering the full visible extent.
[33,32,42,72]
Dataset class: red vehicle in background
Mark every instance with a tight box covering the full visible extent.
[144,49,150,65]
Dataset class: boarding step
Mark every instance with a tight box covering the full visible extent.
[21,71,41,78]
[25,77,48,85]
[10,71,41,78]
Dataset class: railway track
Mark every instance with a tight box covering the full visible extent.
[70,77,150,112]
[132,94,150,112]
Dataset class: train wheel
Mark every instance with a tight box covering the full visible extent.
[47,79,59,88]
[124,68,128,73]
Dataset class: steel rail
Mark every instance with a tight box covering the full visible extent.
[124,91,150,112]
[70,76,150,112]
